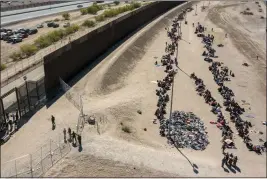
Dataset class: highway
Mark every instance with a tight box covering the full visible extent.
[1,1,112,26]
[1,1,88,17]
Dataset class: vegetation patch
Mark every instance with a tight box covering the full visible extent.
[82,20,96,27]
[122,126,132,133]
[0,64,6,71]
[62,12,70,20]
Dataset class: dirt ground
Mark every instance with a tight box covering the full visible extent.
[1,1,266,177]
[0,2,129,66]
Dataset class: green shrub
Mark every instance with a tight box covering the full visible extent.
[103,8,119,17]
[46,30,64,43]
[34,35,53,49]
[122,126,131,133]
[87,4,103,14]
[131,2,141,9]
[62,12,70,20]
[64,24,80,35]
[80,8,87,15]
[82,20,96,27]
[20,44,38,57]
[114,1,120,5]
[54,18,60,22]
[0,63,6,71]
[9,51,22,61]
[95,14,106,21]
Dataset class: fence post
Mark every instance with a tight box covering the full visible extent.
[50,139,53,166]
[0,98,6,122]
[36,82,40,101]
[30,154,33,177]
[15,88,22,119]
[41,146,44,174]
[25,81,31,111]
[15,160,17,177]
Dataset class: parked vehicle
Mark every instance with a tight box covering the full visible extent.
[12,37,22,43]
[52,23,59,28]
[28,28,38,35]
[63,22,70,28]
[17,33,28,39]
[47,21,55,27]
[37,24,44,28]
[6,30,13,36]
[77,4,83,8]
[1,33,6,40]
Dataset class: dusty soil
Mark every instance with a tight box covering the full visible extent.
[1,1,266,177]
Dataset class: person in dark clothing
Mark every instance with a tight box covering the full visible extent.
[68,128,72,142]
[51,115,55,130]
[77,135,82,146]
[63,128,67,143]
[222,142,226,154]
[72,131,76,145]
[233,156,238,167]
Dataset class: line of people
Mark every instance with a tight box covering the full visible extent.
[154,15,181,137]
[197,26,266,155]
[190,73,236,150]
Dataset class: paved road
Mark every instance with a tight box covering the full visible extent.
[1,1,111,26]
[1,1,87,17]
[1,65,44,108]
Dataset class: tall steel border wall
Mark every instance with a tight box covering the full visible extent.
[43,1,186,100]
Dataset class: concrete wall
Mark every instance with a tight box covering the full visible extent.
[44,1,185,99]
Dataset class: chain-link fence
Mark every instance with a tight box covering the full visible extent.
[1,135,71,177]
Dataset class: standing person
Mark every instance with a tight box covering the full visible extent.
[51,115,55,130]
[192,23,194,27]
[72,131,76,145]
[222,142,226,154]
[222,154,226,168]
[68,128,72,142]
[63,128,67,143]
[77,135,82,146]
[15,109,19,121]
[233,156,238,167]
[211,28,213,32]
[225,33,227,38]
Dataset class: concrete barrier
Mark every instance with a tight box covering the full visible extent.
[43,1,186,99]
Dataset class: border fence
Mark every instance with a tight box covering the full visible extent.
[1,134,71,177]
[0,76,46,145]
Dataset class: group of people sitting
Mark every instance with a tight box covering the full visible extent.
[154,16,181,137]
[1,110,19,136]
[197,23,266,155]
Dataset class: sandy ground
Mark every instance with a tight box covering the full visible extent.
[1,1,266,177]
[0,2,129,66]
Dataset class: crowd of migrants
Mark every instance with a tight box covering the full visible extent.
[166,111,209,150]
[194,23,267,155]
[153,15,209,150]
[0,110,20,143]
[50,115,82,149]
